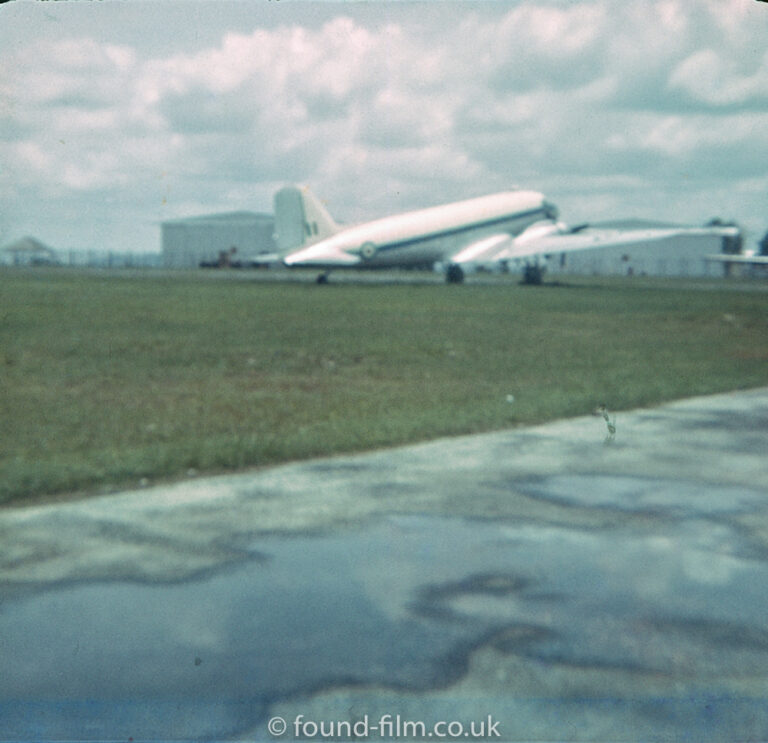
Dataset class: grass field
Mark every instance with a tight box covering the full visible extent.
[1,268,766,505]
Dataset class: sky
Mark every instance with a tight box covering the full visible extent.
[1,0,767,254]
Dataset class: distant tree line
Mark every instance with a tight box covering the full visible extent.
[706,218,743,254]
[706,218,768,256]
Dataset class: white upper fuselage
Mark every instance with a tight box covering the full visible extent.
[282,191,549,269]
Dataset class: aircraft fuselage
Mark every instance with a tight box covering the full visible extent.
[282,191,551,270]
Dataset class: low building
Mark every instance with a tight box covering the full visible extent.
[547,220,735,278]
[0,236,59,266]
[161,212,276,268]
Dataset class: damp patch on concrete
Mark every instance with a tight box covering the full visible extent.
[515,474,766,516]
[2,513,768,740]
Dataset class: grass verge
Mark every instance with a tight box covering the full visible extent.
[1,268,766,504]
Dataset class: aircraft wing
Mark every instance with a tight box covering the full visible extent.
[498,226,737,262]
[449,224,736,268]
[704,254,768,265]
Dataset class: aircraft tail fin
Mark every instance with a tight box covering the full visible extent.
[273,185,339,252]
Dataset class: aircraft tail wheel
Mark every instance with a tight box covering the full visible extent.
[360,242,377,260]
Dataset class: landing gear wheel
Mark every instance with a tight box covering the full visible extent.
[522,265,544,285]
[316,272,330,285]
[446,264,465,284]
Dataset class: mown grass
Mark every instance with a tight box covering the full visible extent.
[1,268,766,504]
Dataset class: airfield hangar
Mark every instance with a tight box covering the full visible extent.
[161,211,276,268]
[547,220,736,278]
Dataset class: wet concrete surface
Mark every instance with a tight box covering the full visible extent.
[1,388,767,741]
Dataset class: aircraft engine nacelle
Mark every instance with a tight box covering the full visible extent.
[515,219,569,245]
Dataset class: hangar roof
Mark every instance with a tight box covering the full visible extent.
[1,236,56,255]
[161,211,273,226]
[591,219,684,230]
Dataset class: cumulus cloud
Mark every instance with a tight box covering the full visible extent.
[669,48,768,107]
[1,0,767,252]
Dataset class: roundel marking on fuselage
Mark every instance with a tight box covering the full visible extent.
[360,242,377,260]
